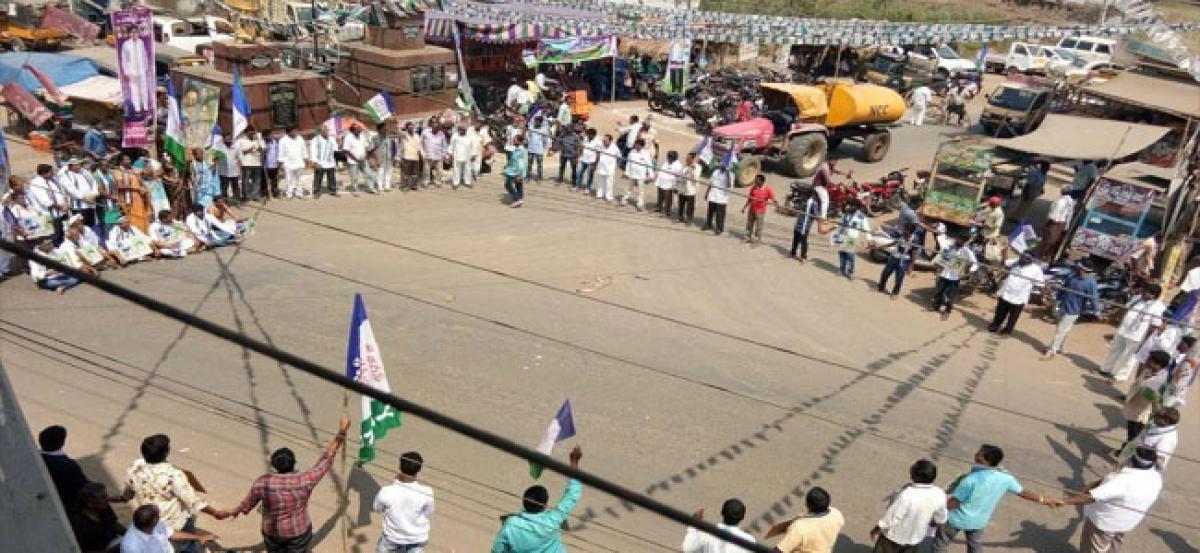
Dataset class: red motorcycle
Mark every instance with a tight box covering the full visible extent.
[826,171,871,216]
[862,168,911,213]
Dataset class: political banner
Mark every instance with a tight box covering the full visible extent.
[181,78,220,150]
[661,40,691,95]
[112,9,156,148]
[42,6,100,40]
[537,36,615,64]
[2,82,52,127]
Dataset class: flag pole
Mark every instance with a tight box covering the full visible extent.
[340,389,350,553]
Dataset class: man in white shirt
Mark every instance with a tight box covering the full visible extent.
[373,451,434,552]
[1141,408,1179,472]
[469,122,488,182]
[121,504,215,553]
[622,139,654,211]
[594,134,621,202]
[341,124,373,195]
[1102,284,1166,382]
[212,134,241,200]
[234,129,266,201]
[703,167,732,235]
[1054,447,1163,553]
[106,216,153,265]
[909,85,932,126]
[871,459,948,553]
[278,128,309,199]
[505,79,524,110]
[59,158,102,233]
[148,209,196,257]
[185,204,230,248]
[932,235,978,320]
[681,498,755,553]
[578,128,602,193]
[27,163,68,244]
[447,125,475,189]
[308,126,339,198]
[1040,188,1076,258]
[988,253,1044,335]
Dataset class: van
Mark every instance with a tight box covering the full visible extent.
[1054,36,1116,64]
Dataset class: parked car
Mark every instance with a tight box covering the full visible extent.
[153,16,236,54]
[986,43,1071,75]
[978,82,1053,137]
[1054,36,1116,64]
[1046,56,1122,83]
[904,44,980,78]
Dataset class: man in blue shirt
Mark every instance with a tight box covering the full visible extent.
[492,446,582,552]
[83,125,108,161]
[933,445,1054,553]
[1044,260,1101,359]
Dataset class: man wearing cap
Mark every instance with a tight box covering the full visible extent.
[978,197,1005,249]
[1044,261,1100,359]
[1054,447,1163,553]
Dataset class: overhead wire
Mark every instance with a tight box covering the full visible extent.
[0,238,770,553]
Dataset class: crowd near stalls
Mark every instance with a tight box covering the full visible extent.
[4,0,1200,552]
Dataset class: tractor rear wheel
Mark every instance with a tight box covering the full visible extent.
[735,155,762,187]
[859,131,892,163]
[785,133,827,178]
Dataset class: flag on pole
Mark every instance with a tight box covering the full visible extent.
[695,136,714,166]
[363,92,395,124]
[163,79,187,171]
[346,293,402,464]
[720,144,738,169]
[231,69,251,139]
[975,44,989,71]
[529,399,575,479]
[1007,220,1038,253]
[206,121,222,150]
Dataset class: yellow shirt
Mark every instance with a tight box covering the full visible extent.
[776,508,845,553]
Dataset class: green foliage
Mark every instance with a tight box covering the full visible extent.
[697,0,1005,23]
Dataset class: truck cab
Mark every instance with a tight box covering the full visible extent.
[978,82,1052,137]
[906,44,979,78]
[152,16,235,54]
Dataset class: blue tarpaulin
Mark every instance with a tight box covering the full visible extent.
[0,52,99,92]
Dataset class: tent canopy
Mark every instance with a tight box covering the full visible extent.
[988,114,1171,160]
[1081,72,1200,120]
[0,52,99,92]
[59,75,123,106]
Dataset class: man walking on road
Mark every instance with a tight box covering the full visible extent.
[1101,284,1166,382]
[374,452,435,552]
[232,415,350,552]
[871,459,948,553]
[988,253,1044,335]
[491,446,583,552]
[878,231,919,299]
[1054,447,1163,553]
[681,498,755,552]
[909,84,932,127]
[932,235,977,321]
[1043,260,1100,359]
[932,445,1057,553]
[594,134,620,202]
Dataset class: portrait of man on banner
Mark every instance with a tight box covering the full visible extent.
[112,9,156,147]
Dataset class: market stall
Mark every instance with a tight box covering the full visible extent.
[1073,71,1200,169]
[919,138,1025,227]
[1068,162,1173,262]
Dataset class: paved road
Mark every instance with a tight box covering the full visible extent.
[2,100,1196,553]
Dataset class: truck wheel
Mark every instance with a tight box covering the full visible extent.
[7,37,26,52]
[859,131,891,163]
[735,156,762,187]
[786,133,827,178]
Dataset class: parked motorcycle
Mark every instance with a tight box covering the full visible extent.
[648,84,687,118]
[862,168,911,213]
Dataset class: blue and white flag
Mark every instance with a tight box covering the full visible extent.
[364,91,395,124]
[530,399,575,479]
[231,69,251,139]
[205,121,222,150]
[1008,220,1037,253]
[346,293,402,464]
[975,44,989,71]
[695,136,714,166]
[720,144,738,169]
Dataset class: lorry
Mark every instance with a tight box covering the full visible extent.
[711,81,906,183]
[0,4,69,51]
[977,82,1053,137]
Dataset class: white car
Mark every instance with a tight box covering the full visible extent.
[1054,36,1116,64]
[986,42,1062,74]
[152,16,236,54]
[1046,56,1121,83]
[906,44,980,78]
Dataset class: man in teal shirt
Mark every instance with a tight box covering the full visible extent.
[933,445,1055,553]
[492,446,583,553]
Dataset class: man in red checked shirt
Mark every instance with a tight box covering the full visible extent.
[741,174,780,246]
[229,415,350,552]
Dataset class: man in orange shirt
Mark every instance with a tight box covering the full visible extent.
[742,174,779,245]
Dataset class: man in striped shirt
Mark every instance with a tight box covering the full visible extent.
[232,415,349,552]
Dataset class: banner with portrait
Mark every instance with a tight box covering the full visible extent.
[180,78,220,150]
[661,40,691,95]
[536,36,616,64]
[112,9,156,148]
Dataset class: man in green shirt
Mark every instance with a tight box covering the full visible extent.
[492,446,583,552]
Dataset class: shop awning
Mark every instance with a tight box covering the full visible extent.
[988,115,1171,160]
[59,75,123,106]
[1081,72,1200,120]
